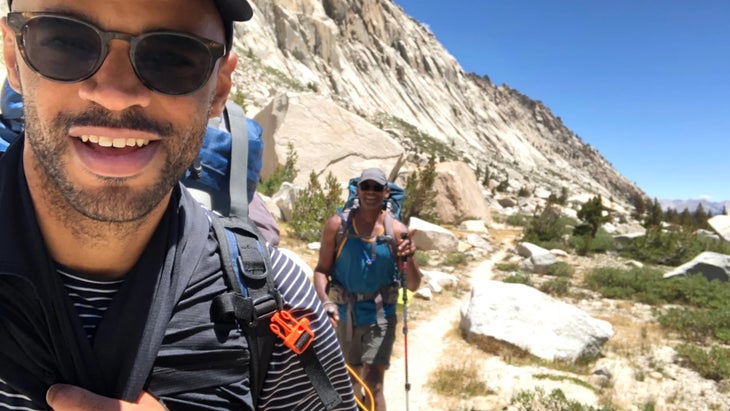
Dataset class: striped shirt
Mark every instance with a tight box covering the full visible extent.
[0,268,121,411]
[0,248,355,410]
[57,268,123,341]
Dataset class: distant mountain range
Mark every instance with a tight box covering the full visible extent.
[659,199,730,215]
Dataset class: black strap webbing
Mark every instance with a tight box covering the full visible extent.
[298,347,342,410]
[210,216,341,410]
[210,216,278,408]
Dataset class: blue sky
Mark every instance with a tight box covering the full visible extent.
[396,1,730,202]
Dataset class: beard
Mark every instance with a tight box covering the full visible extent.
[22,98,207,227]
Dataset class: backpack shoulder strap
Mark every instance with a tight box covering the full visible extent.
[209,215,341,410]
[223,100,249,218]
[334,208,353,254]
[381,211,401,270]
[209,215,280,408]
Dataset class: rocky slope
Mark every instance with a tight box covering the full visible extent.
[231,0,645,209]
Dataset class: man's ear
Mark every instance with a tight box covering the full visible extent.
[1,18,22,93]
[209,51,237,118]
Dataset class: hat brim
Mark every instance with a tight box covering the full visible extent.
[215,0,254,22]
[7,0,253,21]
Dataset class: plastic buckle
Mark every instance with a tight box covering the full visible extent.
[269,310,314,355]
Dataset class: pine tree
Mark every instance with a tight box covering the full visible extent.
[577,195,609,238]
[643,198,664,229]
[679,208,693,229]
[290,171,340,242]
[401,154,438,224]
[630,193,646,220]
[693,203,708,230]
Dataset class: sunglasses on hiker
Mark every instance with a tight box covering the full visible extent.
[7,12,226,96]
[359,182,385,192]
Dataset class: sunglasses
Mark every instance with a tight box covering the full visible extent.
[359,182,385,192]
[6,12,226,96]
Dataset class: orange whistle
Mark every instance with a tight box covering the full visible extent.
[269,310,314,354]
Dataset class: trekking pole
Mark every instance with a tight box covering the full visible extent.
[399,232,411,411]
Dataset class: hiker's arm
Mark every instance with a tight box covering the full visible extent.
[264,248,357,409]
[46,384,165,411]
[394,224,423,292]
[313,215,341,323]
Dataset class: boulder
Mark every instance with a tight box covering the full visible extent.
[409,217,458,252]
[516,242,550,258]
[272,182,299,222]
[431,162,491,224]
[460,281,614,363]
[466,234,492,250]
[663,251,730,282]
[459,219,489,233]
[708,214,730,241]
[254,93,405,187]
[521,252,558,273]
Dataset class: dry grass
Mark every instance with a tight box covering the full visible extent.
[423,322,498,410]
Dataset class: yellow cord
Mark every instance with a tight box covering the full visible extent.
[346,364,375,411]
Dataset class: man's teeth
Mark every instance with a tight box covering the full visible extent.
[80,135,150,148]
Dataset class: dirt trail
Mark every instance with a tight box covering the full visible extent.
[383,250,508,410]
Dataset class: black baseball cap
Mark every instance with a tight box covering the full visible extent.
[7,0,253,49]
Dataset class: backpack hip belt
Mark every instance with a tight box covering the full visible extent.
[328,282,399,305]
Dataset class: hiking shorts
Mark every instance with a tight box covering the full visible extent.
[336,316,397,368]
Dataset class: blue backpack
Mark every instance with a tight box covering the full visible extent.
[182,100,263,218]
[0,79,23,151]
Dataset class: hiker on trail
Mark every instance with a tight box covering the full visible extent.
[314,167,423,411]
[0,0,355,410]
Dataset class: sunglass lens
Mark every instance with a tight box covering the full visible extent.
[22,16,102,82]
[134,34,213,95]
[360,183,384,192]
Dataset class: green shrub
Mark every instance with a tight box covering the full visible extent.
[675,344,730,381]
[496,262,521,272]
[540,277,571,296]
[443,251,467,267]
[545,262,574,278]
[510,387,616,411]
[259,143,298,196]
[622,229,730,266]
[522,205,576,250]
[506,213,530,227]
[428,361,491,397]
[517,186,531,197]
[504,273,531,286]
[401,154,438,224]
[289,171,340,242]
[583,266,665,303]
[570,228,615,256]
[657,306,730,344]
[496,178,509,192]
[414,250,429,266]
[585,266,730,345]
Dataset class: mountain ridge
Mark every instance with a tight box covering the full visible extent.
[230,0,647,211]
[659,198,730,215]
